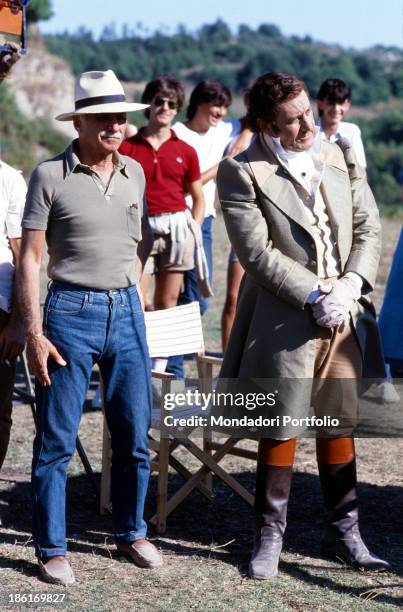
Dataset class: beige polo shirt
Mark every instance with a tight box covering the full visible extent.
[23,140,145,290]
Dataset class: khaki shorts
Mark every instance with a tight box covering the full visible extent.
[144,232,195,275]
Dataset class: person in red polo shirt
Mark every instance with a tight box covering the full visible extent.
[120,76,204,338]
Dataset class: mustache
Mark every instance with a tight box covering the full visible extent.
[100,131,122,139]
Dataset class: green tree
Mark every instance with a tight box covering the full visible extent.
[27,0,53,24]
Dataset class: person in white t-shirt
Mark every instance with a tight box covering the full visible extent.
[0,160,27,469]
[317,77,399,403]
[168,80,246,377]
[316,78,366,168]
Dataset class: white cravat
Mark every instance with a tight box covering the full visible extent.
[269,135,322,196]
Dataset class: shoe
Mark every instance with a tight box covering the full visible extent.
[117,539,163,568]
[318,460,390,571]
[375,381,400,404]
[249,464,293,579]
[38,556,75,585]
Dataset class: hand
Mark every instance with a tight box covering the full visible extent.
[311,275,362,328]
[26,335,67,386]
[0,319,25,363]
[312,294,348,328]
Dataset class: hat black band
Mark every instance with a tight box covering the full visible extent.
[75,94,126,111]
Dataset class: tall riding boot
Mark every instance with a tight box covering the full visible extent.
[317,439,390,571]
[249,439,295,579]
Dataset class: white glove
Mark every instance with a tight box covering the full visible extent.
[311,273,362,328]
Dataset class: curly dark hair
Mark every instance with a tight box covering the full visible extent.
[186,80,232,120]
[141,75,185,119]
[246,72,308,132]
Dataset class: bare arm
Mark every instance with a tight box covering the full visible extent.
[18,229,66,386]
[0,238,25,362]
[200,129,254,185]
[227,128,254,157]
[187,179,205,225]
[200,163,222,186]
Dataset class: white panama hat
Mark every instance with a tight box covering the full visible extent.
[55,69,149,121]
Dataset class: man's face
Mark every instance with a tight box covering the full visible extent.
[263,90,316,152]
[317,98,351,128]
[196,101,228,128]
[74,113,127,156]
[149,94,178,127]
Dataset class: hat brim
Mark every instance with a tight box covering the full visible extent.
[55,101,149,121]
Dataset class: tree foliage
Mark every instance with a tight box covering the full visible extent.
[44,20,403,106]
[40,20,403,206]
[27,0,53,24]
[357,111,403,206]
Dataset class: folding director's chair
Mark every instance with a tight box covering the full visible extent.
[100,301,256,533]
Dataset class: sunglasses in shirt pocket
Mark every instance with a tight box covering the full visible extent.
[126,202,141,241]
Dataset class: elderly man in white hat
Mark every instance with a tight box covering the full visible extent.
[18,70,161,585]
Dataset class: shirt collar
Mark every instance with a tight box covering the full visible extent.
[261,130,323,195]
[317,119,341,143]
[64,139,129,178]
[266,126,322,163]
[133,128,179,145]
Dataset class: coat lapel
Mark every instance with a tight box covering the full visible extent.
[244,136,316,240]
[320,163,352,263]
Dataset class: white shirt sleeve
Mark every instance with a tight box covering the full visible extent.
[350,125,367,168]
[5,170,27,239]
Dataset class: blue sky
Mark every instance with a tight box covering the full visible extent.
[40,0,403,49]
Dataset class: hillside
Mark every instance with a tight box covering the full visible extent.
[9,28,75,139]
[44,20,403,104]
[2,22,402,204]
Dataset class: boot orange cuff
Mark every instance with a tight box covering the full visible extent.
[257,438,297,467]
[316,437,355,465]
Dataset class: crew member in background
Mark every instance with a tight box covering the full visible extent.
[0,160,26,470]
[0,38,25,471]
[316,77,366,168]
[120,76,205,372]
[169,80,252,376]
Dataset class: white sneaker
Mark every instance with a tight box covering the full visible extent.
[376,381,400,404]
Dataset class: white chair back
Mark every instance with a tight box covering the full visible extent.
[144,301,204,358]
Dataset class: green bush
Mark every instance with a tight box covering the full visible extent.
[0,83,68,176]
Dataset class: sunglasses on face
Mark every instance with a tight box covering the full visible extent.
[93,113,127,124]
[153,96,177,110]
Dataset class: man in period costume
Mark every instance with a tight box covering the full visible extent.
[217,72,389,579]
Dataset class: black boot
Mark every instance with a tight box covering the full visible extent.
[318,460,390,571]
[249,464,293,579]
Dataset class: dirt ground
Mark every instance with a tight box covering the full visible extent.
[1,215,402,611]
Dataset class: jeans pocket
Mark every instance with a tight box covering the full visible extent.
[48,292,88,315]
[127,205,140,240]
[128,287,144,316]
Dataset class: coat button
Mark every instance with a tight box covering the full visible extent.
[310,259,317,266]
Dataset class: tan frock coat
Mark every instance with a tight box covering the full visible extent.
[217,135,382,393]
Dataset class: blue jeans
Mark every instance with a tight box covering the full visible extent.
[32,282,152,559]
[167,215,213,378]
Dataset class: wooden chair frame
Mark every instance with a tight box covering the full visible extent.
[100,302,257,533]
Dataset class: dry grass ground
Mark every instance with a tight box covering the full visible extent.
[1,214,403,611]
